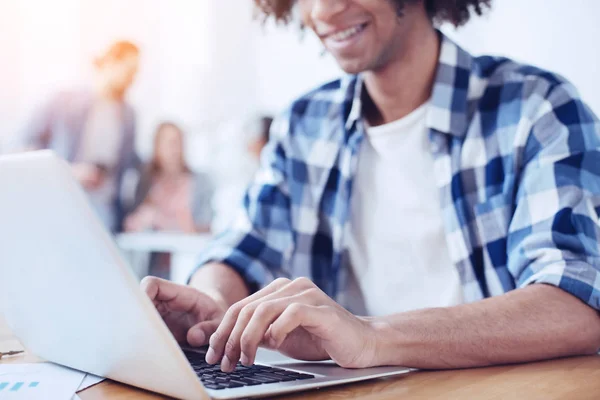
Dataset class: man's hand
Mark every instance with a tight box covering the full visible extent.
[71,163,105,190]
[205,277,378,372]
[141,277,227,346]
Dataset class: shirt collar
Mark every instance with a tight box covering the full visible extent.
[344,32,475,137]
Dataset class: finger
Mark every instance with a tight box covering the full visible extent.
[269,304,328,349]
[205,277,294,364]
[236,289,322,367]
[222,292,313,371]
[140,276,170,301]
[187,319,221,347]
[214,281,321,371]
[141,276,201,314]
[261,327,276,350]
[207,277,317,367]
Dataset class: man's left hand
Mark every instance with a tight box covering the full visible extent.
[204,277,379,372]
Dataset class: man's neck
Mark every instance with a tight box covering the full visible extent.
[363,25,440,127]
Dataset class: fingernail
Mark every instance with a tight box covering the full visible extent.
[192,330,205,344]
[240,352,250,366]
[206,347,217,364]
[221,355,232,372]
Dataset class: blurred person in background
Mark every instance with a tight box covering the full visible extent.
[17,40,141,232]
[247,116,273,162]
[125,121,214,234]
[211,115,273,234]
[125,121,214,279]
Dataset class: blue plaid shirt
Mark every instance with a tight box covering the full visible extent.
[197,33,600,311]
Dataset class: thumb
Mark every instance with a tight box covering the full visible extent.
[187,319,221,347]
[141,276,206,313]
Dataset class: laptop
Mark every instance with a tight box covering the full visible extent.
[0,151,411,399]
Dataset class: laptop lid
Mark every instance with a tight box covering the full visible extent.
[0,151,208,400]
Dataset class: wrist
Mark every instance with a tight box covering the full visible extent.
[363,315,409,367]
[204,290,230,313]
[188,263,250,309]
[188,275,228,312]
[367,317,392,367]
[355,316,386,367]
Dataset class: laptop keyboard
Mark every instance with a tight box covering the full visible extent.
[183,349,315,390]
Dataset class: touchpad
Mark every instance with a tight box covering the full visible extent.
[255,347,294,364]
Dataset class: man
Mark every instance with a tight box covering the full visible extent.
[143,0,600,372]
[19,40,140,232]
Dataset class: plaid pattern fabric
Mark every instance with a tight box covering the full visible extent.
[195,33,600,310]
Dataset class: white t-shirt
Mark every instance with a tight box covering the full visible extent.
[345,102,463,317]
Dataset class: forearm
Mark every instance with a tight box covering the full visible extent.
[372,284,600,369]
[189,263,250,309]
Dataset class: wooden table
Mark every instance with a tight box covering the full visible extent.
[2,315,599,400]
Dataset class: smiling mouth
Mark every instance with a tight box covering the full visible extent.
[322,23,368,42]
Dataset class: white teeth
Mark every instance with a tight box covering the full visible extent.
[329,25,363,42]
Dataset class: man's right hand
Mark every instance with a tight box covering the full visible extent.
[141,277,227,346]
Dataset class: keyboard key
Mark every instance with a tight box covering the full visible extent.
[204,384,220,389]
[293,374,315,380]
[238,378,264,386]
[278,376,298,382]
[247,375,278,384]
[255,372,289,380]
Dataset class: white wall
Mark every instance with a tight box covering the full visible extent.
[0,0,217,166]
[252,22,341,113]
[443,0,600,114]
[2,1,598,158]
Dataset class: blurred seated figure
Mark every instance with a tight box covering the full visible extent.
[125,121,214,234]
[16,40,141,232]
[211,115,273,234]
[247,116,273,162]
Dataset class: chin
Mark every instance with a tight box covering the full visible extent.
[334,57,372,75]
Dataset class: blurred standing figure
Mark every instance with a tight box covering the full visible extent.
[247,116,273,162]
[18,40,141,232]
[125,122,214,234]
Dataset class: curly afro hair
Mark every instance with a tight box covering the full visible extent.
[254,0,491,27]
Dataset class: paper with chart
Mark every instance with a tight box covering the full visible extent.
[77,373,105,391]
[0,363,85,400]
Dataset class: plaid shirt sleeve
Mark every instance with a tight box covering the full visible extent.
[508,81,600,310]
[191,111,295,293]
